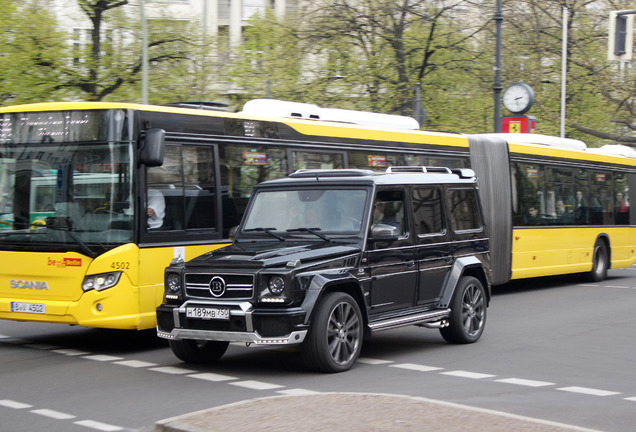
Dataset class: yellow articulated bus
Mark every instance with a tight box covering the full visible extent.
[0,99,634,330]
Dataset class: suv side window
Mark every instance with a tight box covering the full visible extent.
[372,189,406,235]
[412,187,444,235]
[448,188,482,232]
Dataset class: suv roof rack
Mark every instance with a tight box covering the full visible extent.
[289,169,375,179]
[386,166,475,179]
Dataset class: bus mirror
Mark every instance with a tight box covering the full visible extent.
[140,128,165,167]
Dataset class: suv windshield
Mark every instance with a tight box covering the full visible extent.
[0,109,134,252]
[243,188,368,235]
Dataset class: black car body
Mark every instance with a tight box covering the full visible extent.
[157,167,491,372]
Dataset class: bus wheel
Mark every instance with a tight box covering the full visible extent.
[587,240,609,282]
[301,292,362,373]
[168,339,229,363]
[440,276,487,344]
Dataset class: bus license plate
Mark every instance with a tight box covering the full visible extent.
[11,302,46,314]
[186,307,230,320]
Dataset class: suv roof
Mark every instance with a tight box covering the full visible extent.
[259,166,477,187]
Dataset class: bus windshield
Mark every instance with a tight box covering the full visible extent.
[0,110,134,254]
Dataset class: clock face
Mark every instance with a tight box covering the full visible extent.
[503,83,535,114]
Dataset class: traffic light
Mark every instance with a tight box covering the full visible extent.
[608,11,634,61]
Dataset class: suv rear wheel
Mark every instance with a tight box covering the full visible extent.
[301,292,362,373]
[169,339,229,363]
[440,276,486,344]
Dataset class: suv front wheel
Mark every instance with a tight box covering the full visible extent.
[301,292,363,373]
[440,276,487,344]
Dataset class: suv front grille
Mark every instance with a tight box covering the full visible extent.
[185,273,254,300]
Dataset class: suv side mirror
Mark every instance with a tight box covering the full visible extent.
[369,223,399,241]
[228,225,239,240]
[140,128,165,167]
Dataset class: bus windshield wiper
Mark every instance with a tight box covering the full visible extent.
[287,227,331,243]
[244,227,285,241]
[31,222,98,258]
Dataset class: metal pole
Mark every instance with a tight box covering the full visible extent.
[493,0,503,132]
[560,7,567,138]
[140,0,149,104]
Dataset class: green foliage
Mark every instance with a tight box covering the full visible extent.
[0,1,67,104]
[0,0,633,144]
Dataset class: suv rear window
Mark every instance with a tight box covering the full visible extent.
[448,188,482,231]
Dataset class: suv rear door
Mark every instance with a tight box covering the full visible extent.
[411,185,453,305]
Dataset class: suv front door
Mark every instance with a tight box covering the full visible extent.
[365,188,416,314]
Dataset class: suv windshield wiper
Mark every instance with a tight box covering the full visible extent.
[244,227,285,241]
[287,227,331,243]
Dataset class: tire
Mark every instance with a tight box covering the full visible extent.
[440,276,487,344]
[301,292,363,373]
[586,240,609,282]
[169,339,229,364]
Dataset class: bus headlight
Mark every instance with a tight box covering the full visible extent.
[82,272,122,292]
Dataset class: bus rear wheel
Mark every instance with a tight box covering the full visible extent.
[169,339,229,363]
[586,240,609,282]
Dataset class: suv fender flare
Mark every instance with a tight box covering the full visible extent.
[439,256,488,308]
[299,273,366,326]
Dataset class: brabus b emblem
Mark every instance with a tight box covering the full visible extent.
[209,276,226,297]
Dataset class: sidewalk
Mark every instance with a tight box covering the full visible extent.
[154,393,604,432]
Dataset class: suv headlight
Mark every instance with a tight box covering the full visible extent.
[82,272,121,292]
[165,272,182,301]
[259,275,289,303]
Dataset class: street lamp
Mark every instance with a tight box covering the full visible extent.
[140,0,149,104]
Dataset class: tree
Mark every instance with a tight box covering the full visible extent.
[56,0,207,102]
[500,0,635,145]
[0,1,67,105]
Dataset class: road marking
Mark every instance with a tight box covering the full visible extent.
[0,334,9,339]
[82,355,124,362]
[557,386,621,396]
[0,399,33,409]
[604,285,630,289]
[25,343,61,350]
[357,357,394,365]
[624,396,636,402]
[230,380,284,390]
[277,388,322,396]
[113,359,158,368]
[73,419,124,431]
[390,363,443,372]
[441,370,496,379]
[52,348,90,356]
[188,373,237,382]
[496,378,555,387]
[150,366,196,375]
[31,408,76,420]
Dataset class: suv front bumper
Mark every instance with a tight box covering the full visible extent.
[156,301,308,345]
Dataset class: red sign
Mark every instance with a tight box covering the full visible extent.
[501,115,537,133]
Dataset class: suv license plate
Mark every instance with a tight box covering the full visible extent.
[186,307,230,320]
[11,302,46,314]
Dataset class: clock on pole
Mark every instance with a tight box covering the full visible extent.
[502,83,537,133]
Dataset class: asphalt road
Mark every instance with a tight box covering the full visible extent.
[1,267,636,432]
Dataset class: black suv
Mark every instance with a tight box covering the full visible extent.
[157,167,491,372]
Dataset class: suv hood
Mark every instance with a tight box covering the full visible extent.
[188,242,360,269]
